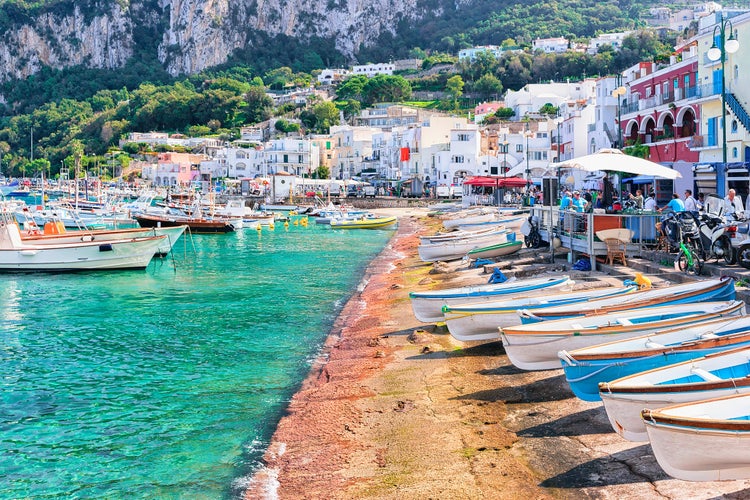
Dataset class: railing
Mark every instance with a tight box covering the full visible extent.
[529,206,665,268]
[620,83,720,116]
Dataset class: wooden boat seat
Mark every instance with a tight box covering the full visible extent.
[645,340,665,348]
[700,332,719,339]
[618,318,633,326]
[690,367,721,382]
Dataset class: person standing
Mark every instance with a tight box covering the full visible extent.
[644,191,657,211]
[559,190,572,210]
[629,189,644,209]
[571,190,588,212]
[684,189,697,212]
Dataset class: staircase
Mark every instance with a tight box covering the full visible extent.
[726,93,750,133]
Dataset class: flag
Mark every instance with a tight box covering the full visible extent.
[400,147,410,161]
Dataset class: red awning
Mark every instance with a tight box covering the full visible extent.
[463,176,528,188]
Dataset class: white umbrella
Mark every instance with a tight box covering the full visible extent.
[557,148,682,180]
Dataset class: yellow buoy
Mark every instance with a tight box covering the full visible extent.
[256,223,262,231]
[269,223,275,230]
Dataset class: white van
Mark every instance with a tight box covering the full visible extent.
[436,185,456,199]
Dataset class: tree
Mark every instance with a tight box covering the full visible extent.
[473,73,503,100]
[445,75,464,110]
[315,165,330,180]
[538,103,559,116]
[335,75,368,101]
[312,101,339,133]
[244,86,274,124]
[361,75,412,105]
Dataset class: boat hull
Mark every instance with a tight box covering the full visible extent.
[135,214,234,233]
[644,393,750,481]
[560,316,750,402]
[22,225,187,256]
[0,236,165,271]
[418,231,508,262]
[519,278,736,323]
[501,301,746,370]
[444,286,636,342]
[409,276,571,323]
[329,216,397,229]
[466,240,522,259]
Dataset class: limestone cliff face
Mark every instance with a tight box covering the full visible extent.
[0,3,134,82]
[0,0,445,83]
[158,0,427,75]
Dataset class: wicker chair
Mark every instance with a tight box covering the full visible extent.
[596,228,635,266]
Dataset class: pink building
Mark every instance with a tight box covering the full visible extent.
[618,44,700,169]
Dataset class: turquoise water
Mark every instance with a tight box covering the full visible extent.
[0,221,394,499]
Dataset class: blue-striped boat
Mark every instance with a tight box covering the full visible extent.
[501,301,746,371]
[409,275,571,323]
[601,344,750,444]
[442,284,637,342]
[559,315,750,402]
[519,277,735,324]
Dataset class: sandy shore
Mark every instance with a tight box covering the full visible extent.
[245,209,750,499]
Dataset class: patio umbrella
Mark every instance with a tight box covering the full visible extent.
[557,149,682,180]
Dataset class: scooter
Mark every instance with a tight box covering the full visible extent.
[694,210,735,265]
[686,194,735,264]
[729,216,750,268]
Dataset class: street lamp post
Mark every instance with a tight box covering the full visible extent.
[707,15,740,196]
[524,130,534,197]
[612,75,626,149]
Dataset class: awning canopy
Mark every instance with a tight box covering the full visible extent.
[557,148,682,180]
[463,176,529,188]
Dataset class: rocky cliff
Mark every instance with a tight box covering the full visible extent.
[0,0,444,83]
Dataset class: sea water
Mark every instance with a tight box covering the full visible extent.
[0,221,394,499]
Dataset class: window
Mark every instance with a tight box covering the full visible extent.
[733,147,738,159]
[516,144,523,152]
[451,155,465,163]
[732,120,738,133]
[457,133,470,141]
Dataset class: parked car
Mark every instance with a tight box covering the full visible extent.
[362,185,376,198]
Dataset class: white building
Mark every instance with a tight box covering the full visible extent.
[532,37,569,53]
[351,63,395,77]
[200,146,266,180]
[458,45,504,62]
[587,32,631,54]
[265,138,320,177]
[317,68,350,85]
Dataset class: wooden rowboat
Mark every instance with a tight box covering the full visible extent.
[329,216,397,229]
[466,240,523,259]
[500,301,746,371]
[559,315,750,403]
[643,392,750,481]
[601,344,750,443]
[519,277,736,323]
[409,275,571,323]
[443,284,637,342]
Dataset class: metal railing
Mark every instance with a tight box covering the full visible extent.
[529,206,664,268]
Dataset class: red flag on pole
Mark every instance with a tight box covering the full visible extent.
[400,147,410,161]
